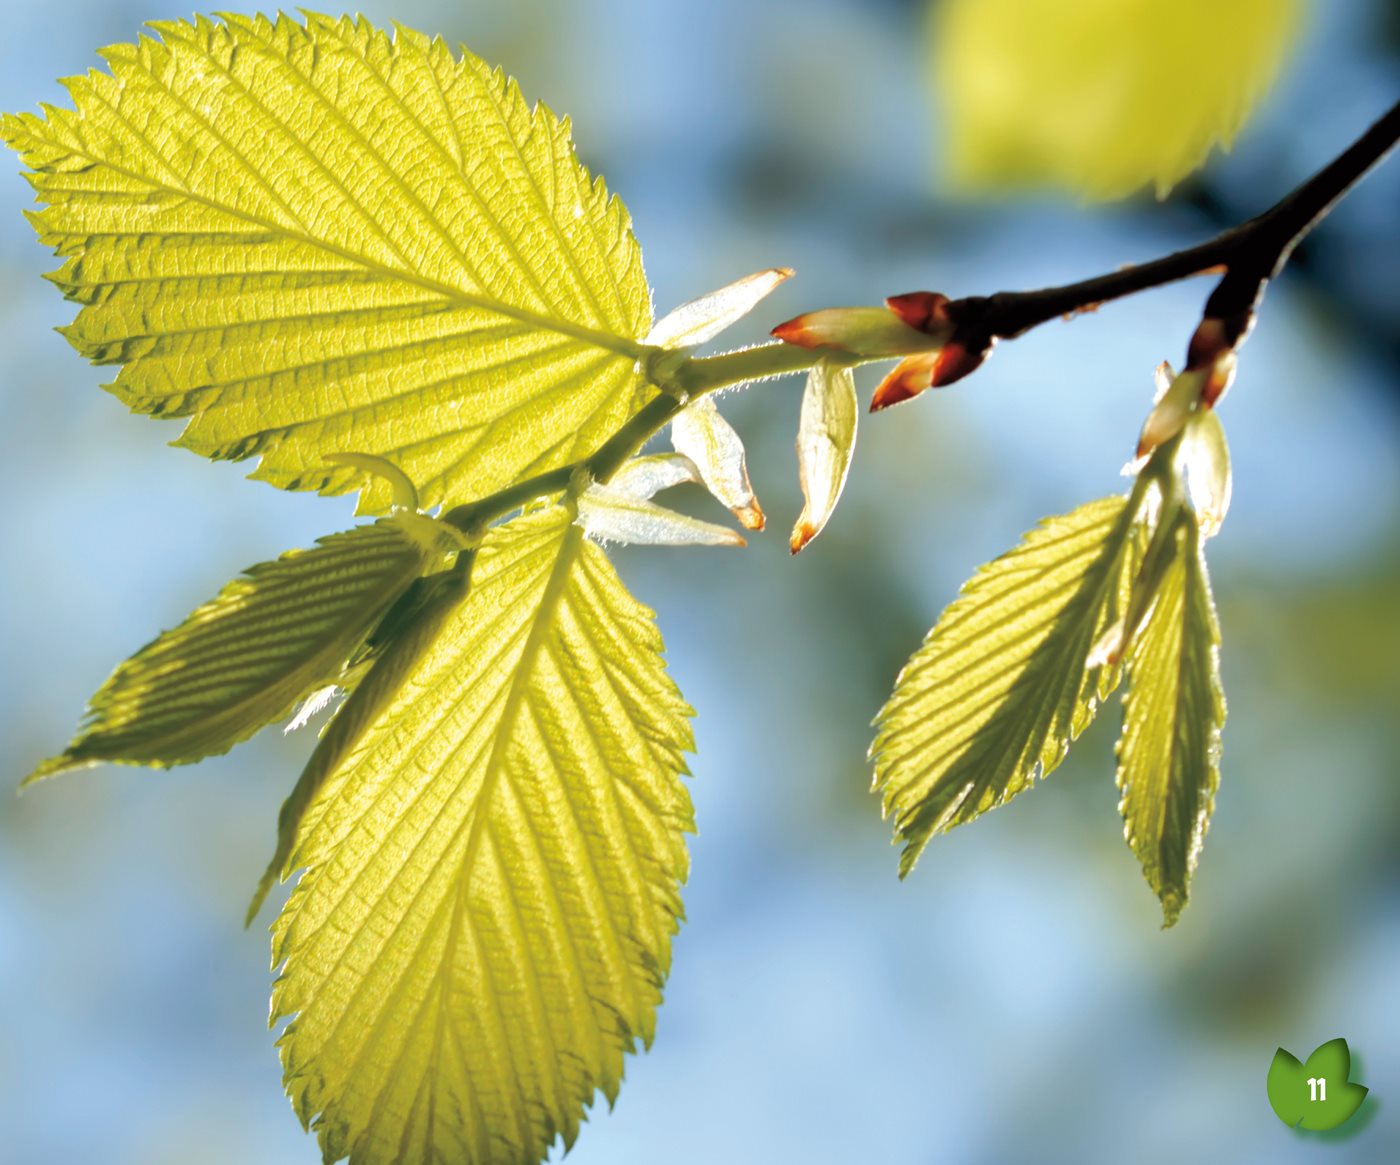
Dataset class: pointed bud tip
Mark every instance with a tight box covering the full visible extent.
[771,316,819,348]
[735,502,766,532]
[790,522,817,554]
[928,341,988,389]
[871,355,937,411]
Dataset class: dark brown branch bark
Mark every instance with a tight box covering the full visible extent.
[942,99,1400,357]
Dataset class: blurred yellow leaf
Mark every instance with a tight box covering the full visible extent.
[934,0,1301,200]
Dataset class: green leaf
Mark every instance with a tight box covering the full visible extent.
[1115,511,1225,925]
[248,556,476,926]
[25,514,459,785]
[872,496,1141,875]
[934,0,1301,199]
[1267,1040,1369,1131]
[269,507,695,1165]
[3,13,654,513]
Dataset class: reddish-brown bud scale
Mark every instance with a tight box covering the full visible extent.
[884,291,951,333]
[869,362,927,411]
[771,317,818,347]
[1186,317,1231,369]
[928,340,990,388]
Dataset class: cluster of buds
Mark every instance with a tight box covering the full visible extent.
[772,292,990,410]
[1134,311,1247,459]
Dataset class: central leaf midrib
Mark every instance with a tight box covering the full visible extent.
[36,133,646,361]
[428,521,590,1142]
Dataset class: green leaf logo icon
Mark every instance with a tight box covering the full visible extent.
[1267,1039,1369,1131]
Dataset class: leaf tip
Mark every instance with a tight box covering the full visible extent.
[19,753,77,789]
[1158,893,1185,928]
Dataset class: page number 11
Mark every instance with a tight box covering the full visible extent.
[1306,1077,1327,1102]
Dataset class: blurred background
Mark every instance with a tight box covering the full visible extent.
[1,1,1396,1162]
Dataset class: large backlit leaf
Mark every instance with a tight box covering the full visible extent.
[2,13,654,513]
[934,0,1301,199]
[872,496,1141,875]
[1116,511,1224,925]
[269,507,695,1165]
[25,515,459,784]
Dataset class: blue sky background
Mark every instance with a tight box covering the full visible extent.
[0,2,1397,1163]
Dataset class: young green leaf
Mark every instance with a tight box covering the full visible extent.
[791,357,858,554]
[1116,511,1225,925]
[249,556,476,925]
[269,508,695,1165]
[25,516,459,785]
[934,0,1301,199]
[2,13,655,513]
[872,496,1142,875]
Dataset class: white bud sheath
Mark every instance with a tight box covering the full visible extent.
[791,359,858,554]
[646,268,793,350]
[1136,366,1207,456]
[1182,409,1232,538]
[608,452,702,500]
[671,396,765,530]
[576,482,746,547]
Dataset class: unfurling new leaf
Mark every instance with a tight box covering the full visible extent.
[872,496,1142,874]
[2,13,655,514]
[270,507,695,1165]
[1115,510,1225,925]
[25,514,461,785]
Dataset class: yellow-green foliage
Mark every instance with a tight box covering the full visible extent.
[269,508,694,1164]
[1116,511,1225,925]
[2,13,655,514]
[872,497,1142,874]
[26,515,459,783]
[934,0,1301,199]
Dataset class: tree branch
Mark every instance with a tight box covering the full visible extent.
[442,99,1399,535]
[945,98,1400,349]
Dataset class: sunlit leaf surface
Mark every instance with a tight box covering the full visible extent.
[3,13,654,513]
[1116,511,1224,924]
[26,515,456,784]
[872,496,1141,874]
[270,507,695,1165]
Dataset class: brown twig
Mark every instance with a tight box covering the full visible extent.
[938,99,1400,368]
